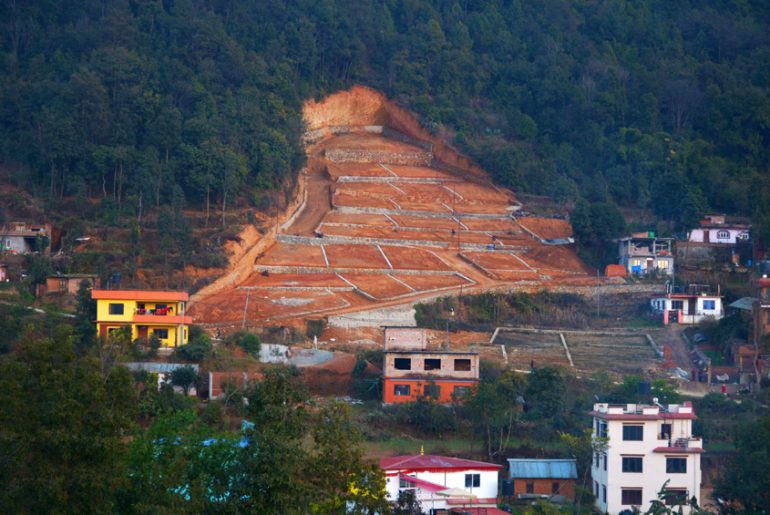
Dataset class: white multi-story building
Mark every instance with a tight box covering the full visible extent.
[591,402,703,514]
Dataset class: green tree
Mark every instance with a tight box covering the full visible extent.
[466,370,524,460]
[715,416,770,512]
[170,365,199,396]
[0,327,137,513]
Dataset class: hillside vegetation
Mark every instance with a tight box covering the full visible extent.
[1,0,769,235]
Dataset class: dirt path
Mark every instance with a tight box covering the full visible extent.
[285,169,331,235]
[657,324,694,372]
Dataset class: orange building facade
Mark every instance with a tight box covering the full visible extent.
[382,327,479,404]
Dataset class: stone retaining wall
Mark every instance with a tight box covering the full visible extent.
[326,148,432,166]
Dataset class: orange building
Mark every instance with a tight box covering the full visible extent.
[382,327,479,404]
[92,289,192,347]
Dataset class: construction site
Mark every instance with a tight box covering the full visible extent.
[189,86,607,333]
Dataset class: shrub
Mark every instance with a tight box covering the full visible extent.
[225,330,262,357]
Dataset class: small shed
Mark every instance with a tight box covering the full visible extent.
[45,274,100,295]
[507,458,577,500]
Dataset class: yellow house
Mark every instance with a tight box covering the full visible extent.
[92,290,193,347]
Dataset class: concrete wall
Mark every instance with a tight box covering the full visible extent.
[383,352,479,379]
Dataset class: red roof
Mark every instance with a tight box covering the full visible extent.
[92,289,189,301]
[397,474,446,493]
[380,454,502,472]
[449,509,510,515]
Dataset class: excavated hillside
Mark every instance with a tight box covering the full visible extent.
[190,86,605,331]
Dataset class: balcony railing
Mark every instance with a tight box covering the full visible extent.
[135,307,175,316]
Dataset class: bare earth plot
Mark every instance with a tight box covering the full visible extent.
[190,87,607,329]
[496,329,661,375]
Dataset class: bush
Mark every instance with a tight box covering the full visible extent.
[306,319,326,339]
[172,326,212,362]
[225,330,262,357]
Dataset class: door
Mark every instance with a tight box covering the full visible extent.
[704,230,710,243]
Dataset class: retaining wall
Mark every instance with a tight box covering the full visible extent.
[325,148,432,166]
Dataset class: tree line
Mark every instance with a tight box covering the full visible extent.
[1,0,768,234]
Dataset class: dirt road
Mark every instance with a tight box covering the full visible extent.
[657,324,694,372]
[286,170,331,235]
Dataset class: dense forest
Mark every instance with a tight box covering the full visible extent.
[1,0,769,233]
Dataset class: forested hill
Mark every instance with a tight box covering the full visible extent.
[1,1,769,232]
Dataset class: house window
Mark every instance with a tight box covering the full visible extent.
[703,300,716,310]
[631,259,642,267]
[602,485,606,503]
[599,421,608,438]
[453,386,471,398]
[657,260,669,269]
[465,474,480,488]
[666,457,687,473]
[717,230,730,240]
[552,482,559,495]
[526,482,534,494]
[109,303,124,315]
[454,358,471,371]
[154,328,169,339]
[671,300,684,311]
[664,488,688,506]
[594,453,599,467]
[594,481,598,497]
[660,423,672,440]
[423,384,441,399]
[623,425,644,440]
[399,476,415,488]
[394,358,411,370]
[424,358,441,370]
[622,456,643,473]
[603,453,607,471]
[621,488,643,505]
[393,384,411,396]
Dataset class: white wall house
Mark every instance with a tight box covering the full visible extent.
[591,402,703,514]
[650,293,723,325]
[380,454,504,513]
[687,214,750,245]
[688,227,749,245]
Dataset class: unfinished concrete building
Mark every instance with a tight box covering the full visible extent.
[382,327,479,404]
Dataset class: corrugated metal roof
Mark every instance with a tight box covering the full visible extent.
[125,362,199,373]
[507,459,577,479]
[729,297,757,312]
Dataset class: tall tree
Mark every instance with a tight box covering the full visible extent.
[0,327,137,513]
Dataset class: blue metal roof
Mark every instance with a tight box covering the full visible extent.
[507,459,577,479]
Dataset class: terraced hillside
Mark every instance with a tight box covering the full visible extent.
[190,87,603,329]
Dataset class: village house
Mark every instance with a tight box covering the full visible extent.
[92,289,192,347]
[651,284,723,325]
[678,214,752,268]
[381,453,507,514]
[506,458,577,501]
[0,222,51,255]
[45,273,99,295]
[381,327,479,404]
[618,233,674,276]
[591,402,703,514]
[687,214,750,245]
